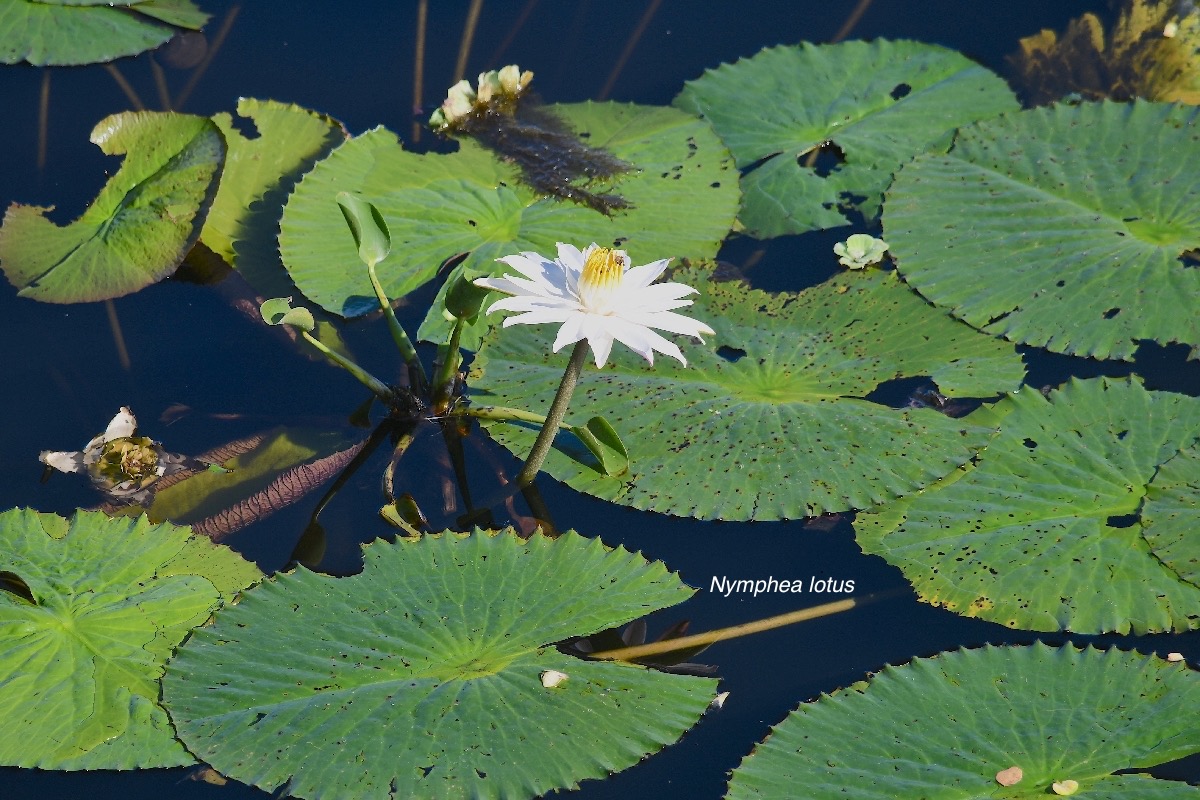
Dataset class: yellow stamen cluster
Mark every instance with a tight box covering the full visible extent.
[579,247,627,296]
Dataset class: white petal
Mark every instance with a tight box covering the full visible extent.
[475,276,547,298]
[623,309,715,339]
[487,295,580,316]
[552,314,589,353]
[625,281,699,309]
[578,316,619,371]
[610,320,688,366]
[104,407,137,441]
[555,242,586,274]
[540,670,568,688]
[585,331,614,367]
[40,450,85,473]
[621,258,671,290]
[500,308,577,327]
[495,252,565,289]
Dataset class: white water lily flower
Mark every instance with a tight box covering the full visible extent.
[475,243,715,368]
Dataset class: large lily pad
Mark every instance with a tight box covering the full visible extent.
[884,100,1200,360]
[0,0,208,66]
[202,98,347,297]
[0,111,225,303]
[1143,444,1200,589]
[163,531,716,800]
[857,377,1200,634]
[0,508,260,769]
[468,264,1024,521]
[673,40,1018,237]
[726,643,1200,799]
[277,102,739,341]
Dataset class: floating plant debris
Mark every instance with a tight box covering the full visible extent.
[430,66,634,215]
[1008,0,1200,105]
[39,407,215,506]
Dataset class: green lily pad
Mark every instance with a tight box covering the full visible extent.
[277,102,739,341]
[0,0,208,66]
[856,377,1200,634]
[673,40,1018,237]
[726,643,1200,800]
[0,508,260,769]
[884,100,1200,360]
[468,264,1024,521]
[202,98,347,297]
[0,111,225,303]
[1142,444,1200,589]
[163,531,716,800]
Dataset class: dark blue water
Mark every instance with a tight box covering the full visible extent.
[3,2,1198,798]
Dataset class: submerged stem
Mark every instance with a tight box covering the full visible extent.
[300,330,394,403]
[516,341,589,486]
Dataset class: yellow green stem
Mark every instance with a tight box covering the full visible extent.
[300,330,394,402]
[587,595,881,662]
[367,261,428,393]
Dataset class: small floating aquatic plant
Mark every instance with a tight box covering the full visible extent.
[430,65,635,215]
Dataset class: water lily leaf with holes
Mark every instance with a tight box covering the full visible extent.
[163,531,716,800]
[726,643,1200,800]
[0,508,260,769]
[857,377,1200,634]
[1142,444,1200,589]
[277,102,739,344]
[673,40,1018,238]
[148,427,365,540]
[0,0,207,65]
[0,111,224,303]
[884,100,1200,361]
[202,99,346,286]
[468,264,1024,521]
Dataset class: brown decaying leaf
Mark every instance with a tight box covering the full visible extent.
[192,438,367,541]
[1008,0,1200,105]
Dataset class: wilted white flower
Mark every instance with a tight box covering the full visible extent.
[475,243,715,368]
[40,407,206,504]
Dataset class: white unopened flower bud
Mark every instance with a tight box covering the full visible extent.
[477,70,501,104]
[442,79,476,121]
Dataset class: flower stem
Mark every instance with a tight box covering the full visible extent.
[367,261,429,393]
[300,330,394,403]
[585,590,903,663]
[517,340,589,486]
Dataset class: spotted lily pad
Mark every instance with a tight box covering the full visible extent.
[0,508,260,769]
[0,0,208,66]
[0,111,225,303]
[468,264,1024,521]
[277,102,739,345]
[673,40,1018,237]
[163,531,716,800]
[856,377,1200,633]
[884,100,1200,360]
[726,643,1200,799]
